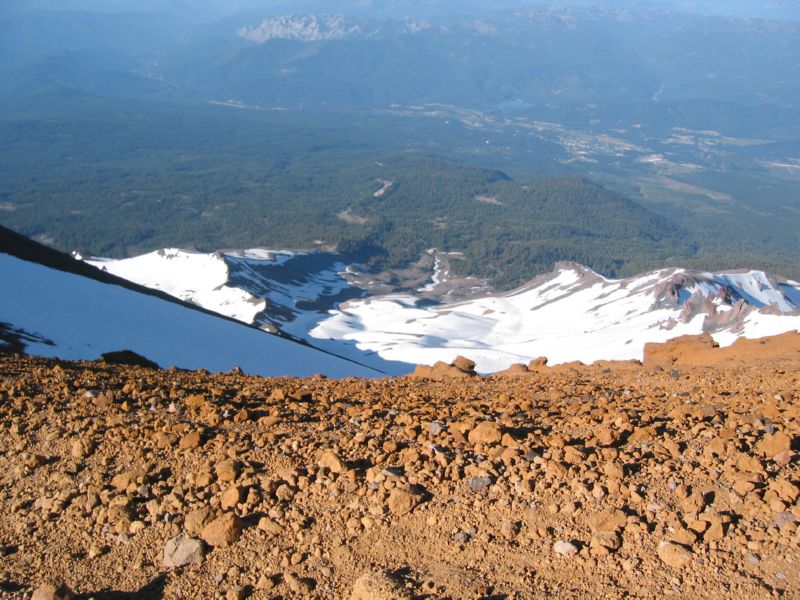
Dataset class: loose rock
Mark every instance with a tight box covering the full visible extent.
[319,450,348,474]
[350,571,412,600]
[468,421,502,445]
[657,541,693,569]
[201,513,243,547]
[387,487,425,516]
[554,541,579,557]
[163,535,205,568]
[31,580,75,600]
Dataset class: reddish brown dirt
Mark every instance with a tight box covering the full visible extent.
[0,336,798,599]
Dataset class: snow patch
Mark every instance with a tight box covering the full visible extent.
[80,247,800,375]
[312,265,800,373]
[89,250,266,324]
[0,254,379,378]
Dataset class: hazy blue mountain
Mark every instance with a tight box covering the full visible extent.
[3,5,798,110]
[150,8,800,113]
[667,1,800,20]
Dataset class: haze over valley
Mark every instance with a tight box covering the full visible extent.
[1,0,799,366]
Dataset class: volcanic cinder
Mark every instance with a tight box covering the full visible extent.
[0,333,798,598]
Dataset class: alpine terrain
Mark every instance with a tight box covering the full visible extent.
[1,1,799,598]
[84,247,800,374]
[0,226,380,378]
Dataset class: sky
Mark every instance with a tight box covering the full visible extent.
[5,0,800,21]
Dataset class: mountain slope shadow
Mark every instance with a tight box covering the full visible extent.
[78,575,167,600]
[0,321,55,354]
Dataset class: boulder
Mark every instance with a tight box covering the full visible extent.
[98,350,160,369]
[163,535,205,568]
[201,512,243,547]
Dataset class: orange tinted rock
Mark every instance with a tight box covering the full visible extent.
[220,485,244,510]
[179,430,202,450]
[318,450,348,474]
[387,487,425,516]
[759,432,792,458]
[201,512,243,547]
[468,421,502,445]
[657,541,692,568]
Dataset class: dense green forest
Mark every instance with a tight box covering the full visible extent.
[0,96,797,288]
[2,3,799,289]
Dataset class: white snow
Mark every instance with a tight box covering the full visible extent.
[712,312,800,347]
[228,249,293,262]
[83,248,411,375]
[707,271,794,311]
[0,254,379,378]
[78,247,800,375]
[311,265,800,373]
[89,249,267,324]
[419,254,444,292]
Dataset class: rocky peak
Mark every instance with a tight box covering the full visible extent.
[237,14,431,44]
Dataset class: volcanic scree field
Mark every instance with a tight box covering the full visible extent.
[0,343,798,599]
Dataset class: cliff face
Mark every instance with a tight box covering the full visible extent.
[1,345,798,598]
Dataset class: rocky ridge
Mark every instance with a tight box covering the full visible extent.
[237,15,431,44]
[0,335,798,598]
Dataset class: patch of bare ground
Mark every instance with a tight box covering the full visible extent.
[1,335,798,598]
[373,180,394,198]
[654,176,733,203]
[475,195,504,206]
[337,209,369,225]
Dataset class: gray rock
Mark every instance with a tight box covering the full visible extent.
[469,476,492,493]
[553,540,578,557]
[163,535,205,568]
[773,511,797,528]
[453,531,471,543]
[350,570,412,600]
[428,422,445,435]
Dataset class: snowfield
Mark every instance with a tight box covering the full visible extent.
[0,253,380,378]
[311,265,800,373]
[84,248,411,374]
[80,248,800,374]
[88,249,267,325]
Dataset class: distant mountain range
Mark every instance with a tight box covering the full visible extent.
[8,1,798,21]
[237,14,432,43]
[165,7,800,110]
[83,245,800,374]
[3,5,799,109]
